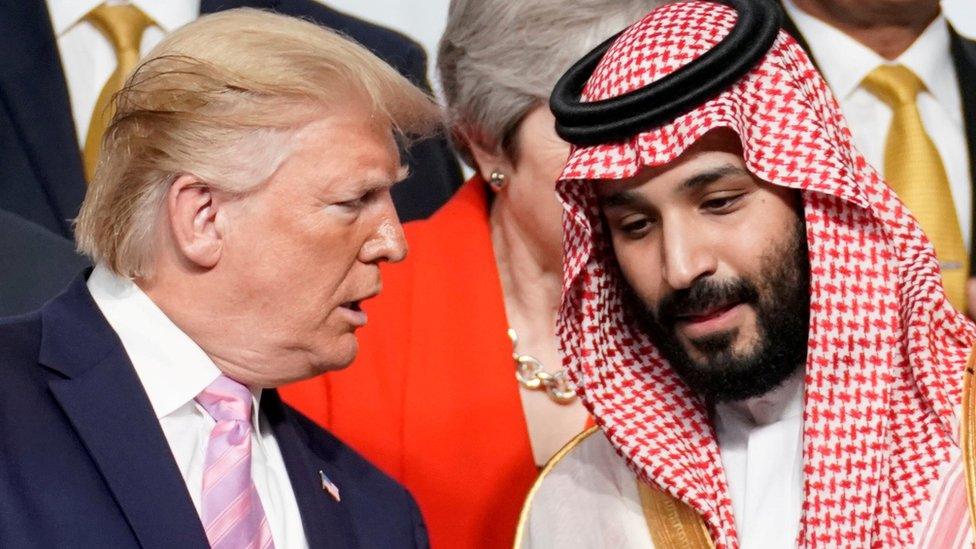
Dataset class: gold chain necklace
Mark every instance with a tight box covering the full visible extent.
[508,328,577,404]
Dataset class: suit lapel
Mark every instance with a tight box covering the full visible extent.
[40,276,208,549]
[0,1,86,236]
[949,29,976,272]
[263,390,360,548]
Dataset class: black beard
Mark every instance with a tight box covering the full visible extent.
[628,218,810,403]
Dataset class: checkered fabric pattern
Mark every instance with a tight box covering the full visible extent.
[556,2,976,547]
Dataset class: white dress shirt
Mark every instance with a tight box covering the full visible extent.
[87,264,309,549]
[713,373,805,549]
[782,0,971,247]
[45,0,199,145]
[520,374,806,549]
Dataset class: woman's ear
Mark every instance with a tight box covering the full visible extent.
[460,127,514,182]
[167,174,224,269]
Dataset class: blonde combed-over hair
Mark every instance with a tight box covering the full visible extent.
[75,8,442,278]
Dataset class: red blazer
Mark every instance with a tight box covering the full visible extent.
[281,178,538,548]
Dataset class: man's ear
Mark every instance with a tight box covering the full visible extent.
[167,174,224,269]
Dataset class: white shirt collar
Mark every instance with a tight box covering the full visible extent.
[87,263,265,432]
[782,0,959,123]
[134,0,199,34]
[46,0,200,36]
[899,16,960,124]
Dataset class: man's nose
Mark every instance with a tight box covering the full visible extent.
[660,219,717,291]
[360,194,408,263]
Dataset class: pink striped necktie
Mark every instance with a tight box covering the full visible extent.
[196,375,275,549]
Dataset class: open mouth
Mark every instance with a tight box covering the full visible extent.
[340,300,362,312]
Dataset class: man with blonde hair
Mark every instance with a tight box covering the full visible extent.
[0,9,437,548]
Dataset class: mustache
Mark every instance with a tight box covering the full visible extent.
[655,277,760,326]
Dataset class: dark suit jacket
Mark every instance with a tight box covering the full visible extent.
[0,208,88,316]
[0,274,429,549]
[0,0,461,237]
[779,11,976,271]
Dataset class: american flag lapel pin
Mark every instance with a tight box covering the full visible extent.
[319,470,341,502]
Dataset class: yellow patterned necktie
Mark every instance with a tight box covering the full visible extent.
[862,64,968,311]
[82,3,153,182]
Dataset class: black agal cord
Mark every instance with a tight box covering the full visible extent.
[550,0,782,145]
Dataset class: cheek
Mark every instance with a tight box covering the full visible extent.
[302,221,378,300]
[725,192,802,273]
[302,236,356,291]
[723,234,772,272]
[612,237,664,308]
[238,221,353,305]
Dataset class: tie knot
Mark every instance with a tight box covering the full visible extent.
[196,375,253,423]
[862,64,924,107]
[85,3,153,53]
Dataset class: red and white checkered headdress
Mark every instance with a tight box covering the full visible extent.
[555,1,976,546]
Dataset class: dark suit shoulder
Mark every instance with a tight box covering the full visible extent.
[285,401,409,490]
[0,313,56,436]
[0,312,43,367]
[282,402,429,548]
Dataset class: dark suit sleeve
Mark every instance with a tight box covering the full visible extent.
[406,488,430,549]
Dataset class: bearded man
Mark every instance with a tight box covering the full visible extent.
[516,1,976,548]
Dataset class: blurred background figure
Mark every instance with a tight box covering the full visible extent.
[0,210,87,316]
[780,0,976,312]
[280,0,662,546]
[0,0,461,242]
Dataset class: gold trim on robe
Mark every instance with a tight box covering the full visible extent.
[518,344,976,548]
[963,343,976,532]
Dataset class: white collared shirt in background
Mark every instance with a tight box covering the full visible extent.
[87,264,309,549]
[713,373,805,549]
[783,0,971,247]
[45,0,200,145]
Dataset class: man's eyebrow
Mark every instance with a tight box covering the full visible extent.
[355,166,410,195]
[600,164,749,208]
[679,164,749,192]
[600,189,646,208]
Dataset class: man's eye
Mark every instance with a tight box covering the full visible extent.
[619,217,653,237]
[337,195,368,210]
[701,194,744,212]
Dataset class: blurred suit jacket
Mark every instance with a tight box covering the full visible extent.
[0,208,88,317]
[0,0,462,238]
[780,10,976,271]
